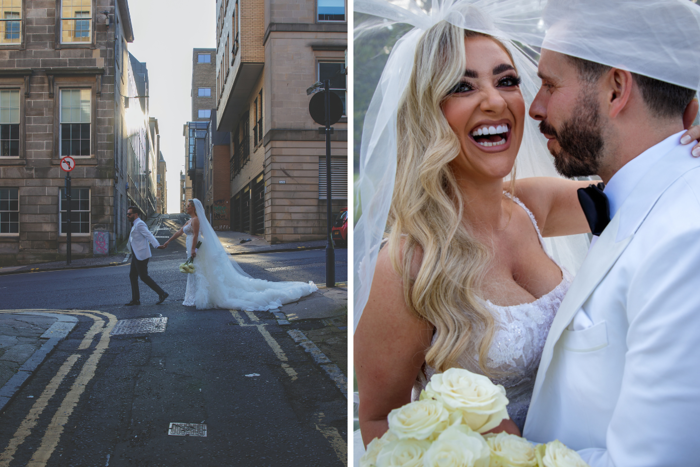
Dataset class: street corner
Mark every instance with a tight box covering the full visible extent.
[279,283,347,323]
[0,312,78,411]
[270,285,348,391]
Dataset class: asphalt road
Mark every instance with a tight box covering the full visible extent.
[0,221,347,466]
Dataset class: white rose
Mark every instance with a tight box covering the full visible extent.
[359,432,398,467]
[536,440,589,467]
[423,425,490,467]
[374,438,430,467]
[424,367,509,433]
[485,432,537,467]
[387,399,450,441]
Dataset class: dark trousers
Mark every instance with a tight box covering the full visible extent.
[129,257,165,301]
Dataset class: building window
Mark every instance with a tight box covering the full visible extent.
[61,0,92,43]
[0,187,18,234]
[198,109,211,119]
[318,62,346,115]
[60,187,90,234]
[198,88,211,97]
[0,1,21,44]
[253,90,263,146]
[60,89,91,157]
[198,53,211,63]
[318,158,347,200]
[224,36,230,82]
[318,0,345,22]
[231,0,239,57]
[0,90,19,157]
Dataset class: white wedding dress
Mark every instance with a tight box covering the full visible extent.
[181,205,317,310]
[412,196,571,431]
[354,196,572,464]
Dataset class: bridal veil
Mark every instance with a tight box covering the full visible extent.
[353,0,594,330]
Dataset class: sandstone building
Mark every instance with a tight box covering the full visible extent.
[0,0,158,265]
[215,0,347,243]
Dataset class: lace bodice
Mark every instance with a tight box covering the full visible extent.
[413,195,572,431]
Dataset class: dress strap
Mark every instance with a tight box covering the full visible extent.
[503,191,546,248]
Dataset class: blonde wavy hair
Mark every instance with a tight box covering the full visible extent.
[388,23,517,376]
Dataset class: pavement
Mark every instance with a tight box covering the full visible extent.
[0,212,348,417]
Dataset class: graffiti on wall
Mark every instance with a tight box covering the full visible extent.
[213,199,228,220]
[213,199,229,230]
[94,231,109,255]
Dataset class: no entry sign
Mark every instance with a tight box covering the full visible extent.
[60,156,75,172]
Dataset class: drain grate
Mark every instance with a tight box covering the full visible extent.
[168,423,207,437]
[111,317,168,336]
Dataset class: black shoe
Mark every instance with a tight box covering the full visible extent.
[125,300,140,306]
[156,292,169,305]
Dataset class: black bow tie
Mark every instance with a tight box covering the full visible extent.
[577,182,610,236]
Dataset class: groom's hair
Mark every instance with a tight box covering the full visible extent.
[128,205,142,217]
[566,55,696,119]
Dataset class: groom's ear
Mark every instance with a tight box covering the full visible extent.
[683,98,699,130]
[605,68,634,119]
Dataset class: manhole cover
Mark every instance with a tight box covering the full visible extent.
[168,423,207,437]
[111,317,167,336]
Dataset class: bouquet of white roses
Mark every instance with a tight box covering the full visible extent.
[178,241,201,274]
[359,368,589,467]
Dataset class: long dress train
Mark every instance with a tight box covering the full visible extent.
[181,202,317,310]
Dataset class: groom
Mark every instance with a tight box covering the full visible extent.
[523,1,700,465]
[126,206,168,306]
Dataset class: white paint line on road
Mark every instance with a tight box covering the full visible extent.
[288,329,347,398]
[230,311,298,381]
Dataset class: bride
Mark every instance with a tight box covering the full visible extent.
[353,0,700,448]
[160,199,317,310]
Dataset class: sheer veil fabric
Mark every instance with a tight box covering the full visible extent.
[185,199,317,311]
[353,0,592,331]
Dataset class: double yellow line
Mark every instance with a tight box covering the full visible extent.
[0,309,116,467]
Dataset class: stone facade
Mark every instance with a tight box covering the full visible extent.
[216,0,347,243]
[0,0,154,266]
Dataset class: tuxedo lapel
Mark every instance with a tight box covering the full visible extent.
[530,214,633,406]
[531,142,700,409]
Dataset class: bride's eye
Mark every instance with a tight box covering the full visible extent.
[447,81,474,95]
[498,75,521,88]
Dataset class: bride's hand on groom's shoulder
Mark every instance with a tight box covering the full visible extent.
[681,99,700,157]
[483,418,521,437]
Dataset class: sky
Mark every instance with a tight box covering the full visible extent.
[127,0,217,213]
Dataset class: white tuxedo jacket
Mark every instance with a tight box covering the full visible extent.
[128,217,160,261]
[523,141,700,466]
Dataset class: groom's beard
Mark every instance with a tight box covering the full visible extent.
[540,88,605,178]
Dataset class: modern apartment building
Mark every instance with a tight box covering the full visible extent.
[0,0,157,265]
[215,0,347,243]
[184,48,216,207]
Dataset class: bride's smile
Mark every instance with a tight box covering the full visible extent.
[441,36,525,182]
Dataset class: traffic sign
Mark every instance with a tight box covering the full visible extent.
[60,156,75,172]
[309,91,343,126]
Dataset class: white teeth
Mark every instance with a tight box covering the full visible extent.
[477,138,507,148]
[471,124,510,137]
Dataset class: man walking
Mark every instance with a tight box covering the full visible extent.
[126,206,168,306]
[523,0,700,465]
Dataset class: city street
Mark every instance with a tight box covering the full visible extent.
[0,217,347,466]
